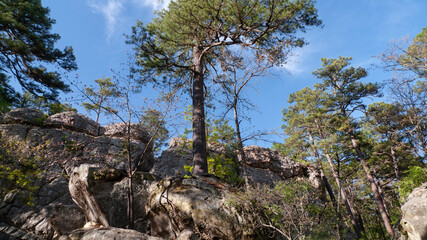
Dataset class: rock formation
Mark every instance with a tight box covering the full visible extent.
[0,109,328,239]
[0,109,153,239]
[401,182,427,240]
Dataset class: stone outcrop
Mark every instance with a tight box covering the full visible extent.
[0,108,45,125]
[44,111,102,136]
[0,109,326,239]
[68,164,159,233]
[401,182,427,240]
[58,227,164,240]
[152,137,323,187]
[146,176,246,239]
[0,109,154,172]
[0,109,153,239]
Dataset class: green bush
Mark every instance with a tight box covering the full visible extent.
[227,180,336,239]
[396,166,427,203]
[0,137,44,205]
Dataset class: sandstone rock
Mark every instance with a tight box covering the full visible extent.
[147,176,247,239]
[0,109,154,239]
[0,124,30,141]
[1,108,45,125]
[104,123,150,142]
[58,227,165,240]
[49,204,86,236]
[244,145,305,177]
[69,164,110,228]
[45,111,101,136]
[153,139,324,189]
[68,164,159,233]
[150,146,193,178]
[401,182,427,240]
[0,125,153,172]
[0,172,84,239]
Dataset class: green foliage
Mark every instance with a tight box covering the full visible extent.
[184,154,241,184]
[208,155,241,184]
[129,0,321,84]
[82,77,119,123]
[0,74,15,113]
[401,27,427,78]
[140,108,170,155]
[206,118,236,148]
[16,91,76,116]
[396,166,427,202]
[183,165,193,179]
[228,180,335,239]
[0,0,77,104]
[0,136,44,205]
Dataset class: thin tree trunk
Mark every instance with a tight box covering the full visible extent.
[307,131,336,202]
[126,122,134,229]
[233,103,249,187]
[350,135,394,239]
[314,120,363,238]
[325,151,363,239]
[390,146,400,179]
[192,46,208,175]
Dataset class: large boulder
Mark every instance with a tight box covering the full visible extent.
[152,138,323,188]
[104,123,151,142]
[146,176,247,239]
[0,170,85,239]
[45,111,101,136]
[150,139,193,178]
[68,164,159,233]
[58,227,164,240]
[401,182,427,240]
[0,109,154,239]
[1,108,45,125]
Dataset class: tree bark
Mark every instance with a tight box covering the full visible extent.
[314,120,363,238]
[307,131,335,202]
[390,146,400,179]
[192,46,208,175]
[350,135,394,239]
[126,122,134,229]
[233,102,249,187]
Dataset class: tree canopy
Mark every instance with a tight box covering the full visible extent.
[128,0,322,175]
[0,0,77,109]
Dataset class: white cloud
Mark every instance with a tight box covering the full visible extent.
[279,47,310,75]
[88,0,171,40]
[130,0,171,10]
[88,0,124,40]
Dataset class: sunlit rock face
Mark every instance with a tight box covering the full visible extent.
[401,182,427,240]
[152,137,323,187]
[0,109,326,240]
[146,176,246,240]
[0,109,153,239]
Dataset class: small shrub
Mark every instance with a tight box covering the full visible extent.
[0,137,45,205]
[396,166,427,203]
[227,180,335,239]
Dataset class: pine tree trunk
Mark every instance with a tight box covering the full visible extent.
[126,122,134,229]
[324,152,363,239]
[314,120,363,238]
[308,131,335,202]
[350,135,394,239]
[233,103,249,187]
[390,146,400,179]
[192,46,208,175]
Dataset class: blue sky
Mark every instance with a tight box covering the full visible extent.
[41,0,427,147]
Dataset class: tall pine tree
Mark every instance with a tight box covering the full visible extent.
[0,0,77,106]
[313,57,395,238]
[127,0,321,175]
